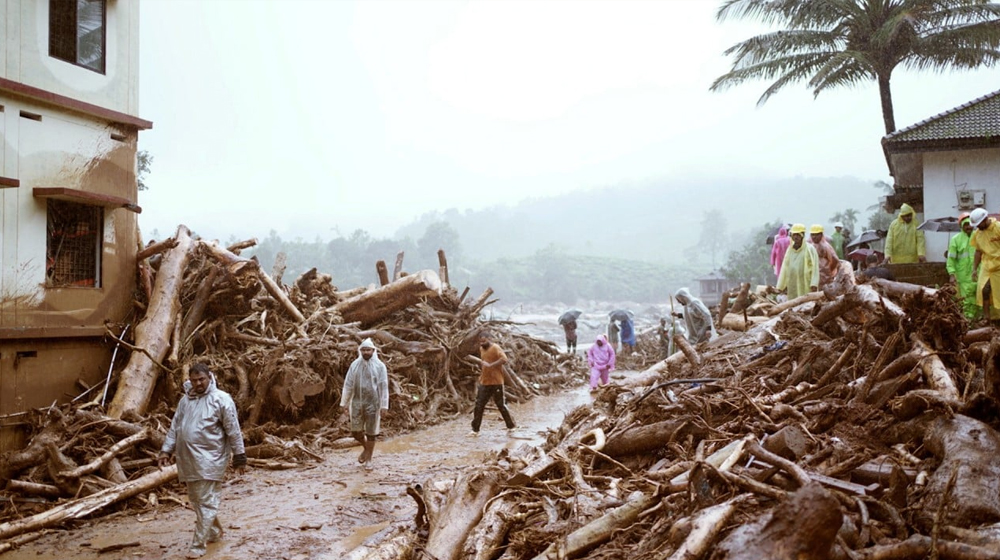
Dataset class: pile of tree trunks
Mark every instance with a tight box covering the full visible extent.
[352,272,1000,559]
[0,225,583,539]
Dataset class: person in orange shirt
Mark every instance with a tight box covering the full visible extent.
[469,332,517,436]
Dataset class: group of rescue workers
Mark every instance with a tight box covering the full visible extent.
[771,204,1000,324]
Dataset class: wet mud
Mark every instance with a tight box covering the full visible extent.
[2,383,596,560]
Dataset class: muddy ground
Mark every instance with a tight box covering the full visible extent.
[2,382,599,560]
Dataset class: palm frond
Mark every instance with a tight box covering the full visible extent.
[714,0,1000,129]
[808,52,876,93]
[716,0,800,25]
[723,29,843,67]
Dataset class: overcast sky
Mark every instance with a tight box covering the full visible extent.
[137,0,998,241]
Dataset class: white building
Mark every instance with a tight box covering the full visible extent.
[1,0,151,450]
[882,89,1000,263]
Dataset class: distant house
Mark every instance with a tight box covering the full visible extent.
[695,270,739,308]
[1,0,152,451]
[882,89,1000,263]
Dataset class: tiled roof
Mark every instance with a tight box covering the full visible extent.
[884,88,1000,143]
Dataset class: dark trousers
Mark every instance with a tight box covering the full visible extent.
[566,337,577,353]
[471,384,515,432]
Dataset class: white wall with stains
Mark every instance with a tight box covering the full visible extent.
[2,0,141,117]
[923,148,1000,263]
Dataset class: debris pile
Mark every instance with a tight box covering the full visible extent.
[0,225,583,544]
[352,269,1000,560]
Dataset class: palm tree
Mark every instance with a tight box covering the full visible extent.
[712,0,1000,133]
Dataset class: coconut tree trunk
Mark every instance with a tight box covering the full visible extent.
[878,72,896,134]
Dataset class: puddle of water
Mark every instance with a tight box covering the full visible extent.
[318,520,390,559]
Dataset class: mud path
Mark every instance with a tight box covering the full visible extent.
[2,384,596,560]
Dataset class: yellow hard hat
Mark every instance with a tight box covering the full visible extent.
[809,224,824,234]
[789,223,806,234]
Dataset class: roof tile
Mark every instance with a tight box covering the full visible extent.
[885,88,1000,143]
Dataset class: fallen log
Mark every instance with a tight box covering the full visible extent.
[343,522,417,560]
[463,491,519,560]
[920,414,1000,525]
[226,237,258,254]
[965,327,996,345]
[603,419,707,459]
[531,490,658,560]
[673,334,702,367]
[423,470,501,560]
[619,352,689,388]
[136,237,178,261]
[720,313,768,331]
[332,270,443,327]
[6,479,61,498]
[0,465,177,540]
[56,429,147,481]
[507,412,605,486]
[767,292,825,316]
[855,533,1000,560]
[108,226,195,419]
[871,277,938,298]
[912,335,959,400]
[713,483,841,560]
[666,494,750,560]
[180,266,221,347]
[257,265,306,323]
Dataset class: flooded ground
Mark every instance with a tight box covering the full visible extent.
[2,383,597,560]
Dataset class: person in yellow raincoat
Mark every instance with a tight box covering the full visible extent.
[970,208,1000,322]
[776,224,819,299]
[885,203,926,264]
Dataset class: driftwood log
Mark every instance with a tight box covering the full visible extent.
[108,225,195,419]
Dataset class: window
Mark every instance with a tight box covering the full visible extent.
[46,199,103,288]
[49,0,106,73]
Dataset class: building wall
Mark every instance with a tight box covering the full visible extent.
[923,148,1000,263]
[0,337,112,453]
[0,0,143,428]
[3,0,141,116]
[1,89,138,334]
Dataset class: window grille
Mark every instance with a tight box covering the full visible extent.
[46,199,103,288]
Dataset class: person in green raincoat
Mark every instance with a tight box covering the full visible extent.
[776,223,819,299]
[831,222,846,260]
[947,213,980,320]
[885,203,926,264]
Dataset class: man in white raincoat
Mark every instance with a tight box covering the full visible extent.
[674,288,717,344]
[340,338,390,467]
[158,363,246,559]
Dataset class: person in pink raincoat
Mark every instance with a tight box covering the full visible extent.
[770,226,791,277]
[586,334,616,391]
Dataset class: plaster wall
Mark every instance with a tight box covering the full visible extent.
[1,0,140,117]
[0,95,138,332]
[922,148,1000,263]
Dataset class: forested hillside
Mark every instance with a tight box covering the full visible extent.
[243,174,880,304]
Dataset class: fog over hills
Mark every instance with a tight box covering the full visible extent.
[396,175,882,266]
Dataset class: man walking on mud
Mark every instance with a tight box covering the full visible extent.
[340,338,390,468]
[158,363,246,559]
[470,332,517,436]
